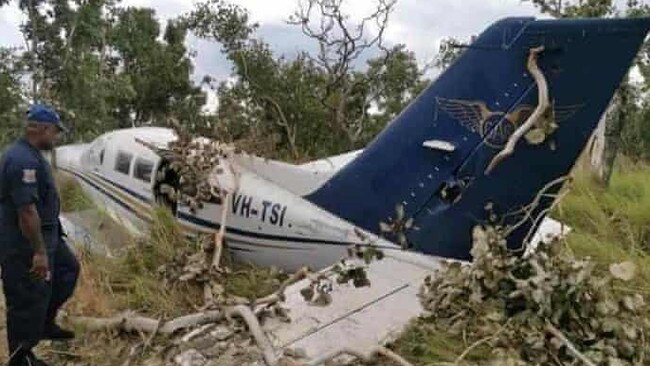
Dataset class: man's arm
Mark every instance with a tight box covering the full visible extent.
[18,203,47,254]
[18,204,50,280]
[7,155,50,280]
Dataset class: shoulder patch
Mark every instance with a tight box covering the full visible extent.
[22,169,37,183]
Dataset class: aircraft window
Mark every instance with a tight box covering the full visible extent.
[134,158,154,183]
[115,151,133,175]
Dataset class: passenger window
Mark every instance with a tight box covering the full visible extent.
[114,151,133,175]
[134,158,154,183]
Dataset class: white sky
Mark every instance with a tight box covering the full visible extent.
[0,0,543,108]
[0,0,542,74]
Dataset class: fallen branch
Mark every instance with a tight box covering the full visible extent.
[253,266,313,307]
[181,323,215,343]
[227,305,279,366]
[141,317,162,354]
[486,46,549,174]
[212,192,231,270]
[503,175,570,238]
[67,310,223,335]
[545,322,597,366]
[305,345,414,366]
[454,321,510,365]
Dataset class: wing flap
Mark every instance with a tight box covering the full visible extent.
[264,251,441,358]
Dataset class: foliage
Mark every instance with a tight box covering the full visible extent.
[620,87,650,161]
[388,319,491,365]
[0,0,206,143]
[434,37,466,70]
[80,205,287,317]
[419,225,648,365]
[556,163,650,288]
[525,0,615,18]
[99,207,203,317]
[186,0,427,161]
[111,9,205,127]
[0,47,26,147]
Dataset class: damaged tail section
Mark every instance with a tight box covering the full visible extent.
[307,17,650,259]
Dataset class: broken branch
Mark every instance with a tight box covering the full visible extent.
[212,192,231,270]
[227,305,279,366]
[545,322,597,366]
[305,345,414,366]
[67,310,223,335]
[253,266,314,307]
[486,46,549,174]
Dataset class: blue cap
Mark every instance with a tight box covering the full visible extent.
[26,104,67,132]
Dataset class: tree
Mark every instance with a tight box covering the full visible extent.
[0,0,206,141]
[187,0,426,161]
[434,37,466,71]
[365,44,427,130]
[111,8,205,127]
[526,0,615,18]
[0,47,26,147]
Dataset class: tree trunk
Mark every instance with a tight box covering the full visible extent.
[27,0,39,99]
[590,87,628,186]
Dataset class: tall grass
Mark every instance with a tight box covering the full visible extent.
[556,162,650,296]
[70,205,285,318]
[388,320,490,365]
[56,172,94,212]
[98,207,204,317]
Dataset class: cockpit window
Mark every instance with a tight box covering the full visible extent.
[134,158,154,183]
[115,151,133,175]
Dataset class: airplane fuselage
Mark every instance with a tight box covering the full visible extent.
[55,127,399,270]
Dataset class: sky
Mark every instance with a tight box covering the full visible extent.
[0,0,543,107]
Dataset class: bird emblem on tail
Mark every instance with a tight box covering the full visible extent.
[436,97,583,148]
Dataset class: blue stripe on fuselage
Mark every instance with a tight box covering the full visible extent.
[60,167,390,249]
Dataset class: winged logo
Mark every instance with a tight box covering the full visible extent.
[435,97,584,148]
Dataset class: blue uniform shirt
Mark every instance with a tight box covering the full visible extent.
[0,138,61,259]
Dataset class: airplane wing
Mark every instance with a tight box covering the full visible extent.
[265,218,568,359]
[266,250,438,358]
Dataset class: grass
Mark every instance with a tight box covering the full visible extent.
[86,206,204,317]
[66,203,286,318]
[555,162,650,296]
[387,320,491,365]
[56,172,94,212]
[224,262,285,300]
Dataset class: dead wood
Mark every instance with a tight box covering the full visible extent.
[486,46,549,174]
[67,310,223,335]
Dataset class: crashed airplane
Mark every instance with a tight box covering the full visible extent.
[55,16,650,357]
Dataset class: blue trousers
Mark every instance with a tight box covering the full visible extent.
[1,235,79,357]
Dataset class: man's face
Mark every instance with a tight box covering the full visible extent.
[38,124,61,151]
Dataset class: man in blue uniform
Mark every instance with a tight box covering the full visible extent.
[0,104,80,366]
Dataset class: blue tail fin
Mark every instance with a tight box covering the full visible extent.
[307,17,650,259]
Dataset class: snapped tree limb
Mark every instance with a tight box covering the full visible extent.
[486,46,549,174]
[67,310,224,335]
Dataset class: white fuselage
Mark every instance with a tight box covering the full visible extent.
[55,127,399,270]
